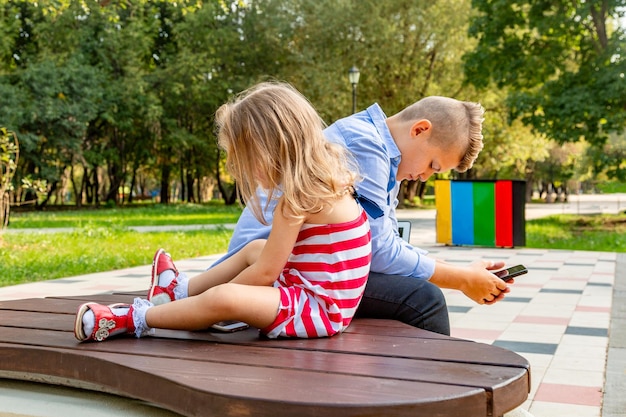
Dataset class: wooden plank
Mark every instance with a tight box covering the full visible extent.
[0,297,529,366]
[0,323,529,415]
[0,308,454,339]
[0,343,487,417]
[0,306,529,369]
[0,325,527,392]
[156,329,530,369]
[0,295,137,314]
[0,295,530,416]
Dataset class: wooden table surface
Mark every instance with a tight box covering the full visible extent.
[0,292,530,417]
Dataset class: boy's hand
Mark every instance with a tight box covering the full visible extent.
[461,260,511,305]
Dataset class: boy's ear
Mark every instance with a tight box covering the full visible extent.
[410,119,432,138]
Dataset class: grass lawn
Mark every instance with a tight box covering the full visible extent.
[1,203,241,287]
[7,202,242,228]
[526,213,626,252]
[0,226,234,287]
[1,203,624,287]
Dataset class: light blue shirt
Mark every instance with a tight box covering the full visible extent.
[215,103,436,279]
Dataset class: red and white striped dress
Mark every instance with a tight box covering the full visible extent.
[261,209,371,338]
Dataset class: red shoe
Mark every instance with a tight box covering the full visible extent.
[148,248,179,305]
[74,302,135,342]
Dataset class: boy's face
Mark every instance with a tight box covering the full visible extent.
[396,135,462,182]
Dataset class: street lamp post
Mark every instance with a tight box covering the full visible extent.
[348,66,360,114]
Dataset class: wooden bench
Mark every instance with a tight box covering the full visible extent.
[0,291,530,417]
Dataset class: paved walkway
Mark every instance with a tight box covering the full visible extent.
[1,195,625,417]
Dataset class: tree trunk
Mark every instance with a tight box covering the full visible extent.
[186,170,194,202]
[160,163,171,204]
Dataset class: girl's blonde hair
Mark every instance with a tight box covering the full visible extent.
[215,81,357,224]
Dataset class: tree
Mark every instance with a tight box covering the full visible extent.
[533,141,580,202]
[5,0,558,209]
[584,131,626,183]
[71,1,158,205]
[279,0,484,205]
[0,127,18,228]
[464,1,626,153]
[277,0,482,122]
[12,59,104,207]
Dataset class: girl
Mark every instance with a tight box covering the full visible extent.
[74,81,371,341]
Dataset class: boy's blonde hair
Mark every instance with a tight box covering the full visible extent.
[215,82,357,224]
[398,96,485,172]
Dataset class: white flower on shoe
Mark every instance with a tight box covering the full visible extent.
[94,317,117,341]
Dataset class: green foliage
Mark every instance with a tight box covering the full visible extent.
[465,0,626,148]
[596,181,626,194]
[0,127,18,170]
[598,132,626,181]
[281,0,480,121]
[533,141,581,185]
[0,127,18,227]
[471,90,550,180]
[3,0,618,208]
[2,0,487,208]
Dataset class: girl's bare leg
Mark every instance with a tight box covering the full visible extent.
[146,282,280,330]
[187,239,266,297]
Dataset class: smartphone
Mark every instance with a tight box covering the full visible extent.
[493,264,528,281]
[211,320,249,332]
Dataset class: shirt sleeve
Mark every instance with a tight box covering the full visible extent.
[329,124,436,280]
[211,192,275,266]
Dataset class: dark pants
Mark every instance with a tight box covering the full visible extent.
[355,272,451,336]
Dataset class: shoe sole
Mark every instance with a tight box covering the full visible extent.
[149,248,166,301]
[150,293,172,306]
[74,302,98,342]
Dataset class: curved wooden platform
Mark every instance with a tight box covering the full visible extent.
[0,292,530,416]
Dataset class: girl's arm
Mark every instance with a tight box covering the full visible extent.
[230,201,303,286]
